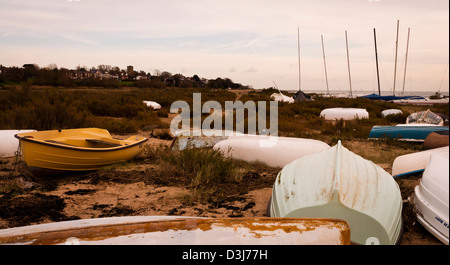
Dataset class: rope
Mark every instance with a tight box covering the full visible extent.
[10,141,22,177]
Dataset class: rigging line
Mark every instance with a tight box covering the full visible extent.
[298,27,301,91]
[321,34,329,94]
[393,20,400,96]
[401,27,411,96]
[438,63,449,93]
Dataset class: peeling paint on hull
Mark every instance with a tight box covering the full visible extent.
[0,216,350,245]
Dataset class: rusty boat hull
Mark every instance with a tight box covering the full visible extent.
[0,216,351,245]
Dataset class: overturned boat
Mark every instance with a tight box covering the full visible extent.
[391,146,449,178]
[393,98,449,105]
[171,129,243,150]
[270,92,295,103]
[412,153,449,245]
[381,109,403,118]
[0,216,351,245]
[320,108,369,120]
[424,130,449,149]
[369,125,449,142]
[0,130,36,158]
[406,109,444,126]
[269,141,403,245]
[143,100,161,110]
[213,135,330,168]
[15,128,148,174]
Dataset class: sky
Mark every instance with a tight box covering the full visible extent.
[0,0,448,94]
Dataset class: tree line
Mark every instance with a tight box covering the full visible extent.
[0,64,249,89]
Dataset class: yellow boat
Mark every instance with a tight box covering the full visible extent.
[15,128,148,174]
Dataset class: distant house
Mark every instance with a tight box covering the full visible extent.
[136,75,148,80]
[93,70,119,80]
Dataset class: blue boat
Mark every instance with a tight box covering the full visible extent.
[359,93,425,101]
[369,125,449,142]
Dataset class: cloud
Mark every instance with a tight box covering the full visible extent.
[243,68,258,73]
[59,33,99,46]
[0,0,448,91]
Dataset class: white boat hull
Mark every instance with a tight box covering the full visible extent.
[0,130,36,158]
[391,146,449,177]
[270,141,403,245]
[393,98,449,105]
[381,109,403,117]
[213,135,330,168]
[171,129,243,150]
[270,93,295,103]
[406,109,444,126]
[413,153,449,245]
[320,108,369,120]
[143,101,161,110]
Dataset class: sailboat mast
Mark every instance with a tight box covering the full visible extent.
[373,28,381,96]
[345,30,353,97]
[401,27,410,96]
[393,20,400,96]
[298,27,301,91]
[321,34,329,95]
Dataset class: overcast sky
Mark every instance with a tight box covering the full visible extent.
[1,0,448,94]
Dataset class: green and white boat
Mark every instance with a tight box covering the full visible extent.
[269,141,404,245]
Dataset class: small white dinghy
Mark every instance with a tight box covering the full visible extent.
[0,130,36,158]
[381,109,403,117]
[0,216,351,245]
[269,141,403,245]
[171,129,244,150]
[320,108,369,120]
[412,153,449,245]
[270,93,295,104]
[406,109,444,126]
[391,146,449,178]
[213,135,330,168]
[143,100,161,110]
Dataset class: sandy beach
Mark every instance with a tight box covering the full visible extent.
[0,128,444,245]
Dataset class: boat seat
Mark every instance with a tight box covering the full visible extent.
[85,138,122,147]
[44,140,77,147]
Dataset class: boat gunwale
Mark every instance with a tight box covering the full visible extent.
[14,133,148,152]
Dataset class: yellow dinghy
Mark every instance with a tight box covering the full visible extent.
[15,128,148,174]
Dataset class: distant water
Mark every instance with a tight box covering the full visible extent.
[288,90,450,98]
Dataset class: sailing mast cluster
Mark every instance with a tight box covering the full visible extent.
[298,20,412,97]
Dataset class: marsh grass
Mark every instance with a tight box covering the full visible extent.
[159,147,241,185]
[343,139,423,165]
[0,86,239,134]
[140,144,278,204]
[140,145,241,202]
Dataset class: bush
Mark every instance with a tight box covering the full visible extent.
[159,147,242,189]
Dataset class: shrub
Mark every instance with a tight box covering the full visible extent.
[159,147,242,189]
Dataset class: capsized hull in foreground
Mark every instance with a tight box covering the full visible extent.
[270,141,403,245]
[413,153,449,245]
[0,216,351,245]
